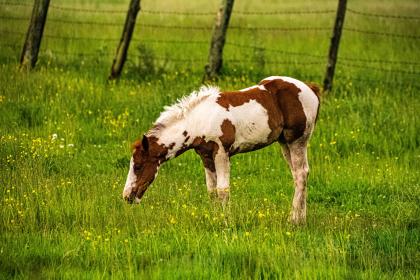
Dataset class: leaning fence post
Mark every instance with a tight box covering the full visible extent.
[323,0,347,91]
[20,0,50,70]
[203,0,235,81]
[109,0,141,80]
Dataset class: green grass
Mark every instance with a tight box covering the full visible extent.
[0,0,419,279]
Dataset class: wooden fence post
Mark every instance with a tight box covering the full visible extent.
[323,0,347,91]
[20,0,50,70]
[203,0,235,81]
[109,0,141,80]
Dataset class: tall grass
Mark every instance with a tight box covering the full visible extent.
[0,0,419,279]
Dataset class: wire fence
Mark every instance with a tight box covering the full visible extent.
[347,8,420,20]
[339,62,420,76]
[5,1,419,19]
[0,2,335,16]
[343,27,420,40]
[0,1,419,87]
[0,15,332,33]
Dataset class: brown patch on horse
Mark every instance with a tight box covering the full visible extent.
[192,136,204,146]
[198,152,216,173]
[216,86,283,143]
[216,88,261,109]
[132,138,165,163]
[147,136,168,159]
[192,136,219,173]
[131,135,169,199]
[132,136,168,173]
[259,79,307,143]
[168,142,176,150]
[219,119,236,152]
[182,130,188,136]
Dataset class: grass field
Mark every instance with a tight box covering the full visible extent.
[0,0,419,279]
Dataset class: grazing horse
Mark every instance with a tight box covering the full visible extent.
[123,76,320,224]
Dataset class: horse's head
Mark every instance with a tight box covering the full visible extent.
[122,135,167,203]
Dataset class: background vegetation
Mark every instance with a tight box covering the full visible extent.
[0,0,419,278]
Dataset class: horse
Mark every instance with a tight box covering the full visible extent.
[123,76,320,224]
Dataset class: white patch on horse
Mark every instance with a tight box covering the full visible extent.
[154,85,220,127]
[228,100,271,152]
[123,157,140,203]
[155,121,188,159]
[183,94,271,154]
[149,86,222,158]
[181,93,228,146]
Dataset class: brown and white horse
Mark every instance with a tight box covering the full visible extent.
[123,76,320,224]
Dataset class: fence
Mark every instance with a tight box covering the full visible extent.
[0,0,419,89]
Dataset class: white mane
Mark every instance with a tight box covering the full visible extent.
[154,85,220,127]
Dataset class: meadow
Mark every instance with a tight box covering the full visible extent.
[0,0,419,278]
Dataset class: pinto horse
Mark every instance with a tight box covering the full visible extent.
[123,76,320,224]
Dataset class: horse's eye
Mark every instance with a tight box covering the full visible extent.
[133,164,141,172]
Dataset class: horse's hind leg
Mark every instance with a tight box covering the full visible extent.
[280,143,293,177]
[288,139,309,224]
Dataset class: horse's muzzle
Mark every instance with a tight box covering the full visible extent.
[123,187,145,204]
[124,193,136,204]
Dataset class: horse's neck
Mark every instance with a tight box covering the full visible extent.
[153,120,188,160]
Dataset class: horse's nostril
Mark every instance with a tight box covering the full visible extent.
[124,194,135,204]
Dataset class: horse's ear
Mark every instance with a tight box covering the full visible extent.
[142,135,149,152]
[132,140,142,150]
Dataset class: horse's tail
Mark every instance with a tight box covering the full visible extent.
[305,82,321,101]
[305,82,321,123]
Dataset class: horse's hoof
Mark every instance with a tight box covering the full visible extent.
[217,188,230,204]
[208,189,218,200]
[290,211,306,225]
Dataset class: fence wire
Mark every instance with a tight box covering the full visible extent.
[2,15,418,39]
[130,57,321,65]
[343,27,420,40]
[347,8,420,20]
[1,1,419,82]
[339,62,420,75]
[339,56,420,66]
[0,2,335,16]
[140,9,336,16]
[341,76,420,90]
[0,15,332,33]
[1,29,419,68]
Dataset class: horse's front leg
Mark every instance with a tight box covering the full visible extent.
[196,150,218,198]
[214,148,230,203]
[203,164,217,199]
